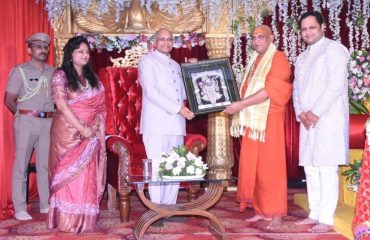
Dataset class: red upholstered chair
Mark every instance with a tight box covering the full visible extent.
[99,67,207,222]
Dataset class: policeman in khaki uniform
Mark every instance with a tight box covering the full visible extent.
[4,33,55,220]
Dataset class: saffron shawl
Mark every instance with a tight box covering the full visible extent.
[232,43,277,142]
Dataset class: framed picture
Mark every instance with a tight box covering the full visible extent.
[181,57,240,115]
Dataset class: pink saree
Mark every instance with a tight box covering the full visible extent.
[48,70,107,233]
[353,138,370,239]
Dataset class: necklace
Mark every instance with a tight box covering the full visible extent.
[78,79,91,92]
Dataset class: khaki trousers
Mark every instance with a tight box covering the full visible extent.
[12,114,52,213]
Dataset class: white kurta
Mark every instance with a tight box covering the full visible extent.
[293,37,349,166]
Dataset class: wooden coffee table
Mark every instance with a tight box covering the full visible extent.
[126,176,230,240]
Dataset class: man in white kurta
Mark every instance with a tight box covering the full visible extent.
[139,28,195,206]
[293,11,349,232]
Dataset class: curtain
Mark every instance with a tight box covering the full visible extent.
[0,0,53,219]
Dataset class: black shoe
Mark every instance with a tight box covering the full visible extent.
[164,216,188,222]
[152,219,164,227]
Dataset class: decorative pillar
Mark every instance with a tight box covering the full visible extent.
[205,37,229,59]
[205,37,234,179]
[54,37,70,67]
[53,5,73,67]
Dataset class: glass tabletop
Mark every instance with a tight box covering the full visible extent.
[125,175,233,184]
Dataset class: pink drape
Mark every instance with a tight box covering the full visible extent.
[0,0,54,219]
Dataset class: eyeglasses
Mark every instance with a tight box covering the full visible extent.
[31,44,49,51]
[157,37,173,42]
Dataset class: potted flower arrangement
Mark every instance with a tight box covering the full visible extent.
[348,49,370,114]
[158,145,208,179]
[342,159,362,192]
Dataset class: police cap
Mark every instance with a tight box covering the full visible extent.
[26,33,50,45]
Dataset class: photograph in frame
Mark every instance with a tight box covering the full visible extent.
[181,58,240,115]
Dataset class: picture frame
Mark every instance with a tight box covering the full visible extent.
[181,57,240,115]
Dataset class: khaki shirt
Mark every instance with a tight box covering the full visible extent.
[6,61,55,111]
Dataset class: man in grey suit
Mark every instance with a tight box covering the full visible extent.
[139,28,195,206]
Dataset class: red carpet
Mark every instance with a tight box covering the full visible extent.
[0,188,348,239]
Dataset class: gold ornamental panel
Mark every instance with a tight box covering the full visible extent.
[68,0,204,34]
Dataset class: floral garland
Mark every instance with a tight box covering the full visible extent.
[269,0,280,48]
[327,0,343,42]
[201,0,228,27]
[78,32,206,52]
[231,17,244,87]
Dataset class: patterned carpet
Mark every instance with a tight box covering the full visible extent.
[0,188,349,239]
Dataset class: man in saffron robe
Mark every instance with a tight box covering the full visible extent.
[224,25,292,228]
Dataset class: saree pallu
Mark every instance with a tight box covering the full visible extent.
[48,88,106,233]
[353,137,370,240]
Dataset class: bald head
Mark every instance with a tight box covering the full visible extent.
[155,28,172,40]
[252,25,274,55]
[253,25,273,37]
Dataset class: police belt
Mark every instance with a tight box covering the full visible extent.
[18,110,54,118]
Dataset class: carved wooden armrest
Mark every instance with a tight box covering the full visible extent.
[106,135,133,190]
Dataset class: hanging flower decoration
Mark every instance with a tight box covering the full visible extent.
[77,32,206,53]
[36,1,370,67]
[348,50,370,114]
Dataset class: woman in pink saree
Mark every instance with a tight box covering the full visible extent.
[48,36,106,233]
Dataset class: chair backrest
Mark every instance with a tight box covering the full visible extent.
[99,67,142,143]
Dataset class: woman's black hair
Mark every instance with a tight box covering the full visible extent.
[60,36,98,91]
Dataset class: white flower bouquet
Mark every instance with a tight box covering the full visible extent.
[158,145,208,178]
[348,50,370,114]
